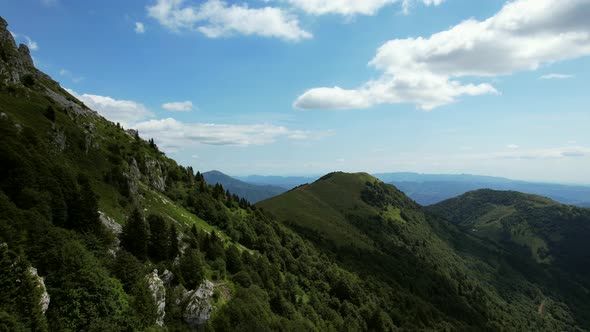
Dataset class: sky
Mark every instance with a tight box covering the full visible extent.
[3,0,590,184]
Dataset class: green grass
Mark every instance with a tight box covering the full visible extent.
[258,173,380,249]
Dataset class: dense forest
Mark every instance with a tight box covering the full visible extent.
[1,15,589,331]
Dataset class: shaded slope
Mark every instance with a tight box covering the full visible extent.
[429,189,590,273]
[203,170,285,203]
[259,172,589,330]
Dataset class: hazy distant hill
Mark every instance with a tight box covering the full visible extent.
[258,172,590,330]
[203,170,285,203]
[374,172,590,207]
[235,175,318,189]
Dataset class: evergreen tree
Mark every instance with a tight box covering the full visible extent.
[169,223,179,260]
[226,245,243,274]
[179,248,204,289]
[121,209,149,260]
[147,214,169,262]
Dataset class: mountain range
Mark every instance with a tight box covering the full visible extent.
[1,15,590,331]
[223,172,590,207]
[202,170,286,204]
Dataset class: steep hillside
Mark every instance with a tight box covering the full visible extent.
[0,17,427,331]
[259,172,590,330]
[429,189,590,274]
[203,170,285,203]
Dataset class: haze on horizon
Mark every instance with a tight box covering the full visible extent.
[4,0,589,184]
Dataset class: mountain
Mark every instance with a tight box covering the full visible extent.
[0,16,437,331]
[374,172,590,206]
[258,172,590,330]
[235,175,318,189]
[3,15,590,331]
[202,170,286,203]
[429,189,590,274]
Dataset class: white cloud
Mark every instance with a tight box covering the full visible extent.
[11,33,39,51]
[162,100,194,112]
[65,89,154,127]
[286,0,443,16]
[507,144,519,149]
[540,73,574,80]
[59,69,84,83]
[295,0,590,110]
[135,22,146,34]
[147,0,311,41]
[134,118,311,150]
[23,35,39,51]
[465,146,590,160]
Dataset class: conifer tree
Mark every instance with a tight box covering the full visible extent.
[121,209,149,260]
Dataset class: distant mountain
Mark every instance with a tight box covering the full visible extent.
[429,189,590,269]
[235,175,318,189]
[374,172,590,207]
[258,172,590,330]
[202,170,285,203]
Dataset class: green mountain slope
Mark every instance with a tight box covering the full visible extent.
[429,189,590,279]
[259,172,590,330]
[0,17,425,331]
[203,170,286,203]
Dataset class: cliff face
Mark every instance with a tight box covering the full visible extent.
[0,17,50,85]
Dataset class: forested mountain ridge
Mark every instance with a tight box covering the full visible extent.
[0,16,403,331]
[429,189,590,281]
[203,170,286,204]
[2,14,590,331]
[259,172,590,330]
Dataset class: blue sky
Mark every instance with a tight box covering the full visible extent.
[3,0,590,183]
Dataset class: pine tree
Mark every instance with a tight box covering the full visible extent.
[147,214,169,262]
[169,223,179,260]
[121,209,149,260]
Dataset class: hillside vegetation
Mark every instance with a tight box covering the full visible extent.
[2,15,590,331]
[0,17,418,331]
[259,173,590,330]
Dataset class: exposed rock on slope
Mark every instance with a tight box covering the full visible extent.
[183,279,215,327]
[28,267,50,315]
[145,270,167,326]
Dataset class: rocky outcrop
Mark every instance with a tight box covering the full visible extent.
[18,44,34,68]
[182,280,215,327]
[144,157,167,192]
[51,125,67,152]
[127,158,141,199]
[146,270,167,326]
[98,211,122,236]
[0,16,52,86]
[27,267,50,315]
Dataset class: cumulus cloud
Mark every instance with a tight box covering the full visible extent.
[134,118,311,150]
[162,101,194,112]
[507,144,519,149]
[285,0,443,16]
[295,0,590,110]
[65,89,154,127]
[135,22,146,33]
[540,73,574,80]
[147,0,311,41]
